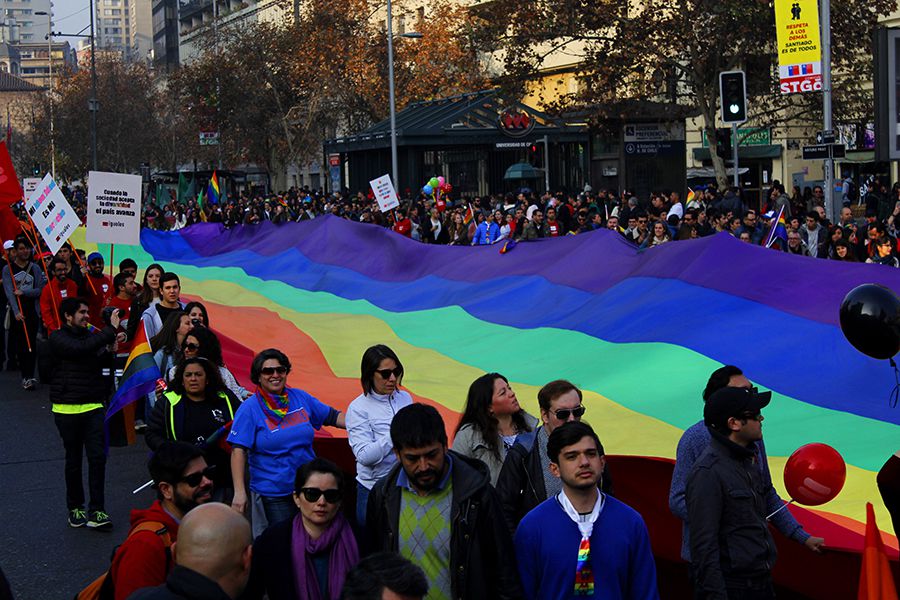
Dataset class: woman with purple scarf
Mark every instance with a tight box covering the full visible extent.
[244,458,360,600]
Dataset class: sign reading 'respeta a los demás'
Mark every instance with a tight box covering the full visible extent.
[774,0,822,94]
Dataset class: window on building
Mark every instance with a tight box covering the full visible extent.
[21,33,32,40]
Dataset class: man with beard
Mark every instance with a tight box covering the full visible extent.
[515,422,658,599]
[109,442,214,600]
[40,257,78,333]
[366,403,522,600]
[84,252,113,327]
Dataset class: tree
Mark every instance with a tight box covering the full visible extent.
[486,0,898,188]
[24,57,169,179]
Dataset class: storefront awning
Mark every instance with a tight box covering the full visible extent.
[692,145,783,161]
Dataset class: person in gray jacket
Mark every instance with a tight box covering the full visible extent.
[452,372,537,485]
[2,236,45,390]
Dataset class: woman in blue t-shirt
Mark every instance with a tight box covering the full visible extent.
[229,348,345,537]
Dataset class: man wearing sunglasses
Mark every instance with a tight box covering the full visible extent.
[495,379,612,535]
[686,387,779,599]
[668,366,823,571]
[109,441,214,600]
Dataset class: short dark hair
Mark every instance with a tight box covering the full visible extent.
[148,441,204,498]
[390,403,447,450]
[250,348,291,385]
[59,297,87,319]
[806,211,820,222]
[50,256,67,270]
[113,271,133,292]
[360,344,403,396]
[119,258,138,272]
[702,365,744,401]
[294,457,345,494]
[547,421,604,464]
[537,379,582,412]
[160,272,180,287]
[340,552,429,600]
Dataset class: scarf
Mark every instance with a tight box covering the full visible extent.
[557,489,605,596]
[291,511,359,600]
[257,386,290,425]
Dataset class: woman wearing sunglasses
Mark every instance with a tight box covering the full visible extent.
[229,348,346,537]
[170,326,252,400]
[346,344,412,530]
[453,373,538,485]
[149,310,192,383]
[244,458,359,600]
[145,357,240,502]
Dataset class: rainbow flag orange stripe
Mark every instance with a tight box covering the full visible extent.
[106,324,160,420]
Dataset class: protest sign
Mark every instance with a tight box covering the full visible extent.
[369,174,400,213]
[23,178,40,197]
[25,174,80,255]
[86,171,142,245]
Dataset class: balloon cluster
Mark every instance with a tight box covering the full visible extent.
[422,176,452,211]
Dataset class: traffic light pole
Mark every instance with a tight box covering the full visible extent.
[821,0,835,223]
[731,123,739,188]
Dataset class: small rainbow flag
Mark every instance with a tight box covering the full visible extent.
[207,171,220,205]
[685,187,697,206]
[105,325,161,421]
[463,204,474,226]
[763,205,788,249]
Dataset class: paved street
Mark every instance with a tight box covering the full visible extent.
[0,370,149,600]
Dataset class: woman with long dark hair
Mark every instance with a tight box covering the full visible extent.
[453,372,538,484]
[170,326,251,399]
[346,344,412,528]
[149,310,192,382]
[126,263,164,344]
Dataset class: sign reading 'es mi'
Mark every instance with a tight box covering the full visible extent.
[774,0,822,94]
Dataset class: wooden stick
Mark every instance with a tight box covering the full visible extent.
[68,240,97,295]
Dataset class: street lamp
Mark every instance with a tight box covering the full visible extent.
[52,25,97,171]
[35,10,54,179]
[385,0,420,191]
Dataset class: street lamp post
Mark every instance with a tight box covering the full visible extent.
[53,25,97,172]
[385,2,420,191]
[35,10,54,179]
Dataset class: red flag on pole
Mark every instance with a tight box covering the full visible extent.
[858,502,899,600]
[0,142,23,206]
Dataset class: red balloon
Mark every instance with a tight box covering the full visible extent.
[783,443,846,506]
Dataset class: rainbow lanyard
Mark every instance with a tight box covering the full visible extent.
[574,537,594,595]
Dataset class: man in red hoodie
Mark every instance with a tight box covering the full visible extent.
[85,252,112,327]
[40,257,78,333]
[108,441,214,600]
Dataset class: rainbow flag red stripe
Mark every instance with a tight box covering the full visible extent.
[105,324,161,420]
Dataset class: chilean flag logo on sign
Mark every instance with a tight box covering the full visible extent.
[801,63,813,74]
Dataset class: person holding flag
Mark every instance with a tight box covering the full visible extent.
[762,206,789,251]
[49,296,119,529]
[3,235,45,390]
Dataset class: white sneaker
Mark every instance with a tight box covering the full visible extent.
[22,378,36,391]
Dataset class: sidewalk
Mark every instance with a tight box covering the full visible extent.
[0,370,150,600]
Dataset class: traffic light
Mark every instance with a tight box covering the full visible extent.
[715,128,732,160]
[32,163,39,176]
[719,70,747,124]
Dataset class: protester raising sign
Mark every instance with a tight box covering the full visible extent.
[369,174,400,213]
[86,171,142,246]
[25,174,80,255]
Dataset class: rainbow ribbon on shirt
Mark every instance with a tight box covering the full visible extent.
[574,537,594,595]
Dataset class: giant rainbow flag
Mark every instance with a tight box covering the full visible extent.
[75,217,900,596]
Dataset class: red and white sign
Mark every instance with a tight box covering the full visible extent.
[369,174,400,213]
[778,63,822,94]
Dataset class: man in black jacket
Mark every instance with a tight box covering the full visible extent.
[366,403,522,600]
[495,379,612,535]
[49,296,119,528]
[686,386,778,599]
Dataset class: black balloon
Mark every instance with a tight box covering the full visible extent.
[839,284,900,360]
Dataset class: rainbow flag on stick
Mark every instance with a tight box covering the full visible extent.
[207,171,220,205]
[463,204,474,225]
[763,205,788,249]
[106,325,161,421]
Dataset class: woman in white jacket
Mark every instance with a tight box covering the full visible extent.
[346,344,412,529]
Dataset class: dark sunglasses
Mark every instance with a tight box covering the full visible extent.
[299,487,342,504]
[260,366,288,375]
[375,367,403,379]
[180,465,216,487]
[182,342,200,352]
[554,405,586,420]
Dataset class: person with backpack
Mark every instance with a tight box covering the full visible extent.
[104,442,214,600]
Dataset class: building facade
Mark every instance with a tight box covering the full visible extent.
[96,0,153,61]
[0,0,51,44]
[151,0,179,69]
[177,0,283,64]
[16,40,74,88]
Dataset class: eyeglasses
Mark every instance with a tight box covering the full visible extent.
[298,487,342,503]
[180,465,216,487]
[260,366,288,375]
[375,367,403,379]
[182,342,200,352]
[554,405,586,420]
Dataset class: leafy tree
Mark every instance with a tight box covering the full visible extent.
[485,0,897,188]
